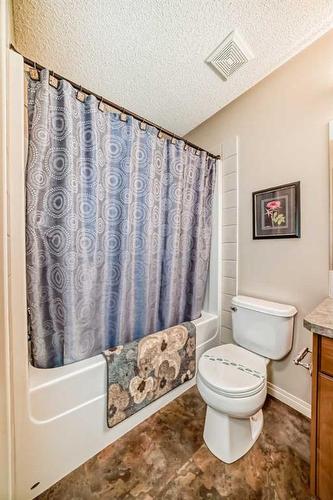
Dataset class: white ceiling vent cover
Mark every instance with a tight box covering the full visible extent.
[207,31,254,80]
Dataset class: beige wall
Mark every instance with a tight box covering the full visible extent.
[187,29,333,404]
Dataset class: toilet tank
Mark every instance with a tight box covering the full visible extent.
[231,295,297,360]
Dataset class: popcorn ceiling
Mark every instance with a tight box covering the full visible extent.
[12,0,333,135]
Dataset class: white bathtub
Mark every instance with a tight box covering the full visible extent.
[15,312,219,499]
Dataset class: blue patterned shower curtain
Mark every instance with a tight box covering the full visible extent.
[26,70,216,368]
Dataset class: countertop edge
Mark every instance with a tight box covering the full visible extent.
[303,297,333,339]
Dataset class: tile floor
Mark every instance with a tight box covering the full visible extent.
[37,386,311,499]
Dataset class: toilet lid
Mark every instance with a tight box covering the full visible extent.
[198,344,267,397]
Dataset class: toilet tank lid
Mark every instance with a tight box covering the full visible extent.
[232,295,297,317]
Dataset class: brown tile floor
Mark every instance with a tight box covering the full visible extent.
[37,387,311,499]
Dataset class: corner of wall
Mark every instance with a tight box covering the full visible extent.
[0,2,14,496]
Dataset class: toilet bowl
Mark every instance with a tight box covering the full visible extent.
[198,295,297,463]
[197,343,268,463]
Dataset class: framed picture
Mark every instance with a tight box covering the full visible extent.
[252,181,300,239]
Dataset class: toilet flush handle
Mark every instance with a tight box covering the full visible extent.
[293,347,312,375]
[231,306,237,312]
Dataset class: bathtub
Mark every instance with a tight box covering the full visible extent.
[15,312,219,499]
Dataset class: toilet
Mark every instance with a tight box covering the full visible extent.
[197,295,297,464]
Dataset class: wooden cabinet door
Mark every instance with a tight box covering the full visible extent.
[317,373,333,500]
[320,337,333,377]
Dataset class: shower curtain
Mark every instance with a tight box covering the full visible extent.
[26,70,216,368]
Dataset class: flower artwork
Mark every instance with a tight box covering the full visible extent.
[265,200,286,227]
[253,182,300,239]
[103,322,196,428]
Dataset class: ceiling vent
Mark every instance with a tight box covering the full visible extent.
[207,31,254,80]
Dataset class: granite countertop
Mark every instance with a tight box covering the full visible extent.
[303,297,333,338]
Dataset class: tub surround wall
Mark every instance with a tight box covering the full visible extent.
[186,29,333,408]
[221,137,239,344]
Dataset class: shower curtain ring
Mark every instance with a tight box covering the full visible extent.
[49,70,59,89]
[29,61,40,81]
[171,134,176,145]
[140,118,147,131]
[120,107,128,122]
[76,85,86,102]
[184,141,188,151]
[98,97,105,112]
[157,129,163,139]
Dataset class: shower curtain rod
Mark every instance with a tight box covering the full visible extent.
[10,44,220,160]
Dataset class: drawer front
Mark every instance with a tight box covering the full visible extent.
[320,337,333,377]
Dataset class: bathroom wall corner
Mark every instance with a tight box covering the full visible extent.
[0,5,14,498]
[329,270,333,298]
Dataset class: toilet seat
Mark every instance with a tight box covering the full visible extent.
[198,344,267,398]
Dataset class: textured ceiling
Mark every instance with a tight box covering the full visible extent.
[12,0,333,135]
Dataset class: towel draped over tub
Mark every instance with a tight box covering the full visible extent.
[103,321,196,427]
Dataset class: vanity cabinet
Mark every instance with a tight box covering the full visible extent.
[311,333,333,499]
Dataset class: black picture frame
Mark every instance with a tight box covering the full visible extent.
[252,181,301,239]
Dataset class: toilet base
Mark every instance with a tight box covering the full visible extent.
[203,406,263,464]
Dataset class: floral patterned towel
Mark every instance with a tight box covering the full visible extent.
[103,322,196,428]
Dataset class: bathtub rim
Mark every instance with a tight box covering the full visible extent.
[29,311,219,391]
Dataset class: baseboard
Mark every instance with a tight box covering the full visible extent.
[267,382,311,419]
